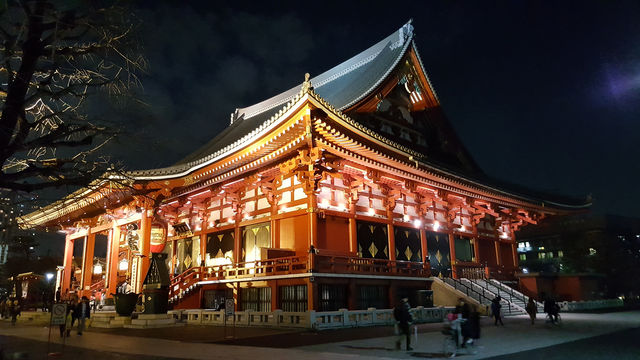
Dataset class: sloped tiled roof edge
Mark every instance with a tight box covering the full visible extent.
[131,21,416,179]
[237,21,414,120]
[306,91,590,211]
[129,91,311,180]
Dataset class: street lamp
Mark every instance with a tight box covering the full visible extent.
[45,273,54,281]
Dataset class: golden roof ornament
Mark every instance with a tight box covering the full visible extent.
[301,73,313,94]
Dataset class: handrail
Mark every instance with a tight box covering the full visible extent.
[444,277,492,305]
[169,253,432,301]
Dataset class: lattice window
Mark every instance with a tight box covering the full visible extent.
[318,284,347,311]
[279,285,308,312]
[240,287,271,312]
[357,285,388,310]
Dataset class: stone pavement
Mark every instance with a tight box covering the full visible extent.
[0,311,638,359]
[298,311,640,359]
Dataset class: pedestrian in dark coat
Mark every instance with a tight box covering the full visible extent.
[393,298,413,351]
[76,296,91,335]
[491,296,504,326]
[526,297,537,325]
[543,295,559,324]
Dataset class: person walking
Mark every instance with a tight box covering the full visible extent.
[76,296,90,335]
[10,300,20,326]
[55,287,61,303]
[59,305,73,337]
[393,298,413,351]
[543,294,559,324]
[491,296,504,326]
[526,297,537,325]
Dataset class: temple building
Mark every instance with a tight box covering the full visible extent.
[20,21,589,312]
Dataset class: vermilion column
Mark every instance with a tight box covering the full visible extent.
[61,234,74,295]
[81,233,96,296]
[495,240,502,266]
[200,232,207,266]
[420,228,427,262]
[448,232,457,278]
[138,210,152,291]
[234,216,242,264]
[348,218,357,255]
[107,226,121,298]
[388,224,396,262]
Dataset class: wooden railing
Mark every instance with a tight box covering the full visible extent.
[313,255,430,277]
[455,263,487,279]
[170,254,432,301]
[170,256,309,300]
[90,279,105,292]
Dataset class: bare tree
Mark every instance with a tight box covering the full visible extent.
[0,0,146,193]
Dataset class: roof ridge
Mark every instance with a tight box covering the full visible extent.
[237,20,413,120]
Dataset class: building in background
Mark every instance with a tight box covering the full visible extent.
[20,22,588,311]
[516,214,640,301]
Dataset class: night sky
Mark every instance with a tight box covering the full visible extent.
[96,1,640,217]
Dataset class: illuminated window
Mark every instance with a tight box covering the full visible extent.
[519,254,526,261]
[558,251,564,258]
[538,252,546,259]
[547,252,554,258]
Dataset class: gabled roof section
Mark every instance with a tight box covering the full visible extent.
[173,21,417,169]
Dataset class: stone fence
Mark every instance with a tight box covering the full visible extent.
[169,306,455,330]
[559,299,624,312]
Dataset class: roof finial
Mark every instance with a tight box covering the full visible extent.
[301,73,313,94]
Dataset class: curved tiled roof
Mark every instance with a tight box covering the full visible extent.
[129,21,417,178]
[127,21,589,211]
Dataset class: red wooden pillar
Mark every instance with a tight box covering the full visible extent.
[472,223,480,263]
[420,228,428,262]
[81,233,95,296]
[348,218,357,255]
[308,279,317,311]
[106,226,121,299]
[138,210,152,292]
[448,232,457,278]
[234,216,242,264]
[170,239,177,276]
[495,240,502,266]
[200,232,207,266]
[61,234,74,295]
[388,223,396,262]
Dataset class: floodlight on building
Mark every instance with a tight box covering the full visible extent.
[433,221,441,232]
[93,263,103,275]
[368,208,375,216]
[413,219,422,228]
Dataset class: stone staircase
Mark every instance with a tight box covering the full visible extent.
[470,278,544,314]
[443,277,540,316]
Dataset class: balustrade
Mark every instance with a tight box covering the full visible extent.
[169,253,431,299]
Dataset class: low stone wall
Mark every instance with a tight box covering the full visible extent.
[559,299,624,312]
[168,306,454,330]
